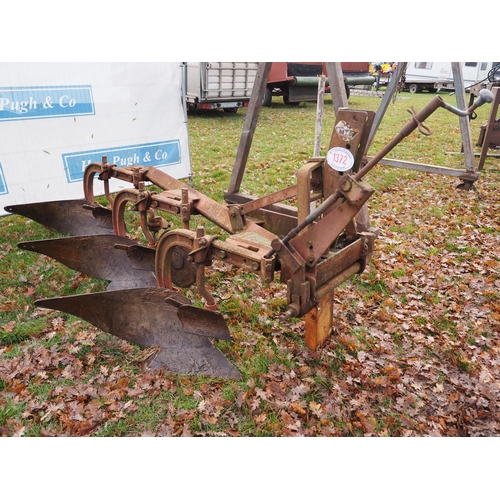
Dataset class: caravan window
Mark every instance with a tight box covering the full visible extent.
[480,62,488,70]
[414,62,433,70]
[465,62,477,67]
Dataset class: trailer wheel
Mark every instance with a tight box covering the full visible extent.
[408,83,421,94]
[263,87,272,107]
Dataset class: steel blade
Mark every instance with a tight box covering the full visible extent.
[145,338,241,379]
[4,199,113,236]
[34,288,240,379]
[18,235,157,289]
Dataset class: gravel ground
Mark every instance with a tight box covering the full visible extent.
[349,88,385,98]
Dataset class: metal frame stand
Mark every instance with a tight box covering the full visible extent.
[477,85,500,170]
[365,62,480,188]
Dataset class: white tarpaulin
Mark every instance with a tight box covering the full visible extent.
[0,62,192,216]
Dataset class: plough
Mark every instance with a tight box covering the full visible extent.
[5,88,493,379]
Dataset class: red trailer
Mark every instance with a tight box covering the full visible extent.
[263,62,374,106]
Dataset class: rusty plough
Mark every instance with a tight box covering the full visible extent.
[5,89,493,379]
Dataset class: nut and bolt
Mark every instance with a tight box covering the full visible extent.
[272,240,282,251]
[341,179,352,192]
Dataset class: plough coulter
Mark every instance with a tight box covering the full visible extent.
[5,88,493,379]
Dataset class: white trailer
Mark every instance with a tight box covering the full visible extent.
[404,62,500,93]
[184,62,259,113]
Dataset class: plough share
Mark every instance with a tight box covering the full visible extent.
[5,90,493,379]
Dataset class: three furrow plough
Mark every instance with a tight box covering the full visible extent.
[5,88,493,379]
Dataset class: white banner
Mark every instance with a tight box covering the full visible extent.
[0,62,192,216]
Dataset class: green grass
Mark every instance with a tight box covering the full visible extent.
[0,398,25,425]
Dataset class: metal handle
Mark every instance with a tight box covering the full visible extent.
[441,88,494,117]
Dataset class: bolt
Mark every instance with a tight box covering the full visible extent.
[341,179,352,192]
[285,303,301,318]
[228,206,240,218]
[252,262,260,271]
[272,240,282,251]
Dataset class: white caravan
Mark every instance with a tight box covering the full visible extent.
[403,62,500,93]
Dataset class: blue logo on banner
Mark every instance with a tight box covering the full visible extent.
[0,85,94,121]
[62,141,182,183]
[0,163,8,195]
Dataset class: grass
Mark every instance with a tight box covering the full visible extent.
[0,398,25,426]
[0,88,499,437]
